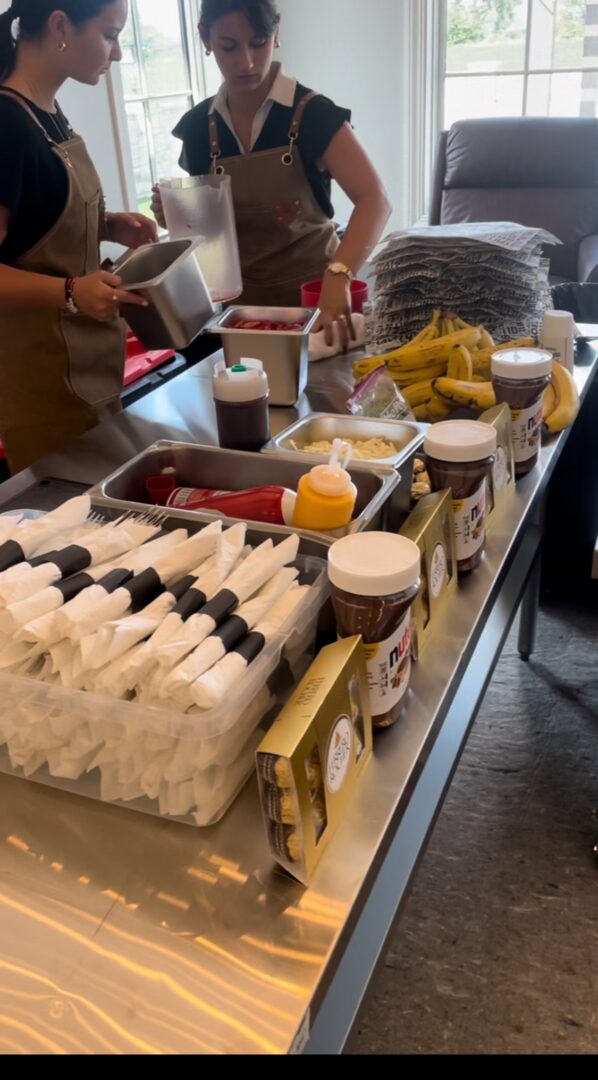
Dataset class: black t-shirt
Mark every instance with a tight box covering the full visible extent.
[172,83,351,219]
[0,90,71,265]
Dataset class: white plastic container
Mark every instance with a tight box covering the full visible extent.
[159,175,243,304]
[541,310,575,373]
[0,556,328,827]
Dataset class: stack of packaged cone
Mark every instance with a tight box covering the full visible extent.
[369,222,558,351]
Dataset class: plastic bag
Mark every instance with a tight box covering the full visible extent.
[346,364,414,421]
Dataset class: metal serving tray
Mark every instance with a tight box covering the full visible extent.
[115,238,214,350]
[88,441,402,556]
[206,306,319,406]
[263,413,426,469]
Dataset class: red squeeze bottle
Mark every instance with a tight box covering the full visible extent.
[166,486,297,526]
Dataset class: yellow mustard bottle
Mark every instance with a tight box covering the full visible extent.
[293,439,358,531]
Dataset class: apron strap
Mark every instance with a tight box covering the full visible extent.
[288,91,320,140]
[209,89,322,172]
[283,91,320,166]
[209,112,225,175]
[0,87,73,168]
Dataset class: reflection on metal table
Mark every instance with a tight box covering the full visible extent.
[0,347,595,1054]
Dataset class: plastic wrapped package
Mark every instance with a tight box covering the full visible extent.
[0,556,327,825]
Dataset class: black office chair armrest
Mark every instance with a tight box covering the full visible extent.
[578,235,598,283]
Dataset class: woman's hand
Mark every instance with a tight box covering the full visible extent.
[314,271,356,350]
[106,212,158,249]
[151,185,167,230]
[72,271,148,323]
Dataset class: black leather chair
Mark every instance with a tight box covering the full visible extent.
[429,117,598,283]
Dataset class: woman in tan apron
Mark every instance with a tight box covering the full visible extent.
[0,1,156,474]
[153,0,391,347]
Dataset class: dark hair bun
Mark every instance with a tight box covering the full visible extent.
[199,0,280,39]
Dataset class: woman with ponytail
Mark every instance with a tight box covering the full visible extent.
[152,0,391,348]
[0,1,157,473]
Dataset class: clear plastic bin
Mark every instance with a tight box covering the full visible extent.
[159,175,243,304]
[0,557,328,827]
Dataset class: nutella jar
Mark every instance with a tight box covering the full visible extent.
[491,348,553,478]
[328,533,421,730]
[425,421,497,574]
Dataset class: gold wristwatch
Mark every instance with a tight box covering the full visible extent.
[326,261,355,282]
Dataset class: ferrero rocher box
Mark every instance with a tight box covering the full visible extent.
[256,636,372,886]
[400,489,457,656]
[480,403,515,519]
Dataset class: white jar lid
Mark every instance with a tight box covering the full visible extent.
[213,359,269,403]
[491,347,553,381]
[424,420,497,464]
[328,532,421,597]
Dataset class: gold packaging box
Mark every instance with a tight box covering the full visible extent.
[256,636,372,885]
[480,403,515,518]
[400,489,457,655]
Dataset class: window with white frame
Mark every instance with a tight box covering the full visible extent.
[444,0,598,127]
[119,0,208,213]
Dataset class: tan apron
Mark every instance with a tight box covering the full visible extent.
[0,90,126,473]
[209,91,340,307]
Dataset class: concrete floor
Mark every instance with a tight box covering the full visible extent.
[351,601,598,1055]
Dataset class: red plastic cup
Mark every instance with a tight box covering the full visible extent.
[146,475,176,506]
[300,278,369,314]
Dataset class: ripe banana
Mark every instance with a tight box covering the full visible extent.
[412,404,431,421]
[471,337,536,366]
[478,328,495,351]
[395,326,482,364]
[423,325,440,341]
[542,383,557,422]
[402,379,435,407]
[447,345,473,382]
[390,356,449,376]
[392,363,448,386]
[544,362,580,434]
[433,378,497,412]
[411,322,437,345]
[426,394,454,420]
[470,354,492,380]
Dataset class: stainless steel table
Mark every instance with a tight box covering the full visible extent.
[0,348,595,1055]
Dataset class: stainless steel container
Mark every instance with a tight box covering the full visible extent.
[263,414,426,521]
[263,413,425,469]
[206,306,319,406]
[88,441,401,556]
[115,238,214,350]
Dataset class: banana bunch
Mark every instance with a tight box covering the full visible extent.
[352,310,536,423]
[428,360,579,434]
[542,361,580,434]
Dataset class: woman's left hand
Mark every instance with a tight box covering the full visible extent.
[313,271,357,350]
[107,212,159,249]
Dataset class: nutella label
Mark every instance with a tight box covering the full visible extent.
[363,611,413,717]
[453,481,486,563]
[510,401,543,464]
